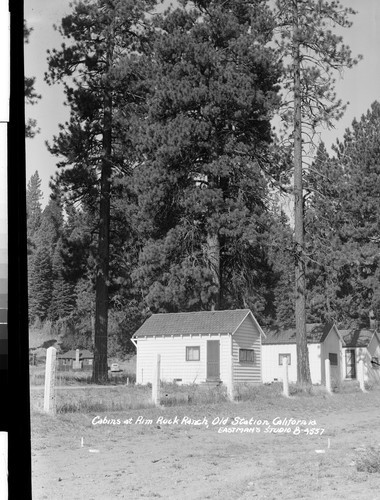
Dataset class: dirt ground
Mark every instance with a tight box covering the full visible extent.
[31,386,380,500]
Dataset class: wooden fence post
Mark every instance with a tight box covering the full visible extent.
[325,358,332,394]
[358,358,366,392]
[0,432,7,500]
[44,347,57,414]
[152,354,161,405]
[282,357,289,397]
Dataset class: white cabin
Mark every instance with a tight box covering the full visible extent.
[131,309,265,392]
[262,323,343,385]
[341,329,380,383]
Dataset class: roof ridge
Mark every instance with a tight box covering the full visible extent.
[150,308,250,315]
[133,309,254,338]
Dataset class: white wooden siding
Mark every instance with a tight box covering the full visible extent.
[262,342,339,385]
[367,337,380,383]
[320,327,342,383]
[308,344,321,384]
[232,315,261,384]
[219,335,232,385]
[135,334,231,385]
[262,345,297,383]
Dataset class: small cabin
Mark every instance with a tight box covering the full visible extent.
[262,323,343,385]
[341,329,380,383]
[131,309,265,392]
[57,349,94,371]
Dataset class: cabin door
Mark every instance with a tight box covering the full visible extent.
[207,340,220,381]
[345,349,356,379]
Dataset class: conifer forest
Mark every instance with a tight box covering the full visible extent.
[26,0,380,383]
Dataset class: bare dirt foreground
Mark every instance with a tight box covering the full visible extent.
[31,387,380,500]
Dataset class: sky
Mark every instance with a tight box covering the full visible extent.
[24,0,380,206]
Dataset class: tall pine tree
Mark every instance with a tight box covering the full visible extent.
[133,0,285,315]
[26,170,43,254]
[45,0,156,382]
[306,102,380,327]
[273,0,360,384]
[24,21,41,138]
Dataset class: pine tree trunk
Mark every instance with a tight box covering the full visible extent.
[206,230,221,311]
[293,1,311,385]
[206,173,221,311]
[92,41,113,383]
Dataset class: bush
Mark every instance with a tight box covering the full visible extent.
[233,382,260,401]
[355,447,380,473]
[30,385,155,413]
[159,382,228,406]
[233,382,283,401]
[289,383,314,396]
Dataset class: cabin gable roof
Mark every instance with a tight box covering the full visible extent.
[262,322,337,345]
[132,309,261,339]
[341,329,380,348]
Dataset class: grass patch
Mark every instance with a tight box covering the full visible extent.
[355,447,380,473]
[29,365,136,386]
[234,382,281,401]
[289,382,316,396]
[233,382,319,400]
[30,382,230,414]
[160,382,228,406]
[30,385,155,414]
[55,386,154,414]
[31,375,378,415]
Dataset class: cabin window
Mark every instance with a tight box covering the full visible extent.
[329,353,338,366]
[186,346,200,361]
[279,353,291,366]
[239,349,255,363]
[87,359,93,365]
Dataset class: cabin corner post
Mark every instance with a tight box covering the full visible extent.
[152,354,161,405]
[225,334,234,400]
[358,358,366,392]
[282,357,289,397]
[325,358,332,394]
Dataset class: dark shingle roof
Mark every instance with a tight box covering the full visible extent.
[263,323,334,345]
[341,329,378,348]
[58,349,93,359]
[133,309,257,338]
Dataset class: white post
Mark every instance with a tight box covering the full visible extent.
[0,432,7,500]
[325,358,332,394]
[73,348,81,370]
[152,354,161,405]
[282,357,289,397]
[44,347,57,414]
[358,358,366,392]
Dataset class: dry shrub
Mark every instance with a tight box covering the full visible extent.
[30,385,155,413]
[289,382,314,396]
[355,447,380,473]
[233,382,282,401]
[160,382,228,406]
[30,365,136,386]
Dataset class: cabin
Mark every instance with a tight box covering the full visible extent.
[131,309,265,392]
[57,349,94,371]
[340,328,380,383]
[262,323,343,385]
